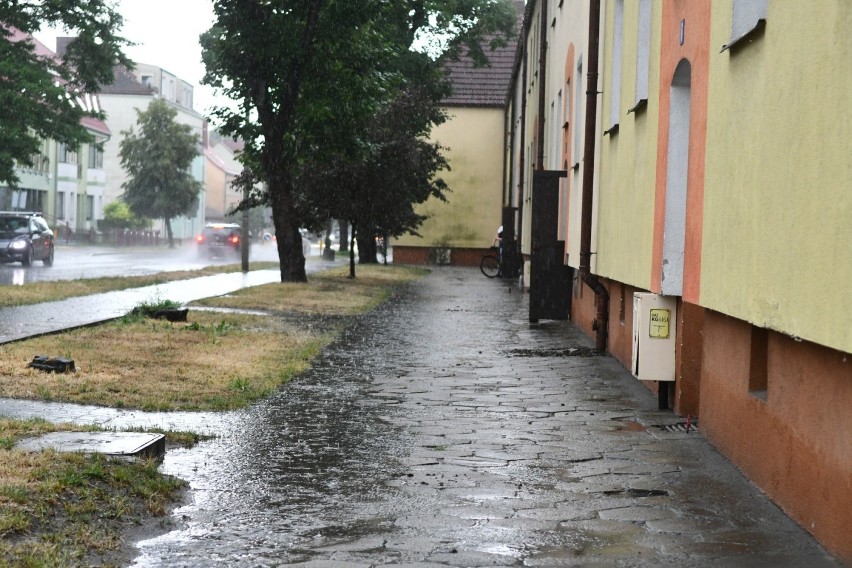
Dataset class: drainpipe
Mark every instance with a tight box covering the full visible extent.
[579,0,609,353]
[536,0,548,170]
[516,30,528,256]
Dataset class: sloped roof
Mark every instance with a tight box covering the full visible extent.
[7,27,56,59]
[440,39,517,108]
[440,2,524,108]
[204,146,241,176]
[100,66,156,96]
[80,115,110,137]
[5,29,110,136]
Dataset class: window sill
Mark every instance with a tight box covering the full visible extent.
[627,99,648,115]
[722,19,766,52]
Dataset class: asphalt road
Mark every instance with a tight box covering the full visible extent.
[0,241,298,285]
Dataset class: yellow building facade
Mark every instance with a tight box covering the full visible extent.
[503,0,851,560]
[394,106,505,265]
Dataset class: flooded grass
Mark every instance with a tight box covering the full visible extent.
[0,264,425,411]
[0,417,186,567]
[0,261,279,308]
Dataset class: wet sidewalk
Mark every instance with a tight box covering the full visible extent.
[0,267,841,566]
[0,259,340,344]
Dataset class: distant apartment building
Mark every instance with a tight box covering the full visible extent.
[203,132,242,221]
[392,8,522,266]
[94,54,206,243]
[0,32,110,239]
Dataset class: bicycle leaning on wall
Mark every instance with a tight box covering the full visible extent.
[480,247,502,278]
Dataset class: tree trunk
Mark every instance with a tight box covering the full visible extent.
[165,217,175,249]
[338,220,349,252]
[348,230,356,278]
[268,170,306,282]
[356,232,378,264]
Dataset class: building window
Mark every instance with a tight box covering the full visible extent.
[13,189,46,212]
[88,145,103,169]
[608,0,623,132]
[554,90,562,170]
[723,0,767,51]
[563,79,571,161]
[632,0,652,112]
[58,143,77,164]
[573,57,583,168]
[141,74,153,87]
[749,326,769,401]
[86,195,94,221]
[56,192,65,220]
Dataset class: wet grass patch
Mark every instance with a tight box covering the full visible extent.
[192,264,428,316]
[0,311,328,411]
[0,417,187,567]
[0,265,425,411]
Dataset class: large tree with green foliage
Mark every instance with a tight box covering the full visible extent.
[201,0,516,282]
[118,99,201,248]
[298,83,452,275]
[0,1,131,186]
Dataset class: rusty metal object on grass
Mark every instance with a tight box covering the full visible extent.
[28,356,76,373]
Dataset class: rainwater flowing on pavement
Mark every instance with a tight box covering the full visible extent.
[0,267,840,567]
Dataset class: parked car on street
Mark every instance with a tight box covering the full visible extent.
[196,223,243,258]
[0,211,55,266]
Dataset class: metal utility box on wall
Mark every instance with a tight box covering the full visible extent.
[632,293,677,382]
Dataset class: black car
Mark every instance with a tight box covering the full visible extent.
[0,211,55,266]
[196,223,243,258]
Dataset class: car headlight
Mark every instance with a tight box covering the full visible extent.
[9,239,27,250]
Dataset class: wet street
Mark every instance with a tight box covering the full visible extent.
[0,267,840,566]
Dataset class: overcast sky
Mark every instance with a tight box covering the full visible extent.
[36,0,228,116]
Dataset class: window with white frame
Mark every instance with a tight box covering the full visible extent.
[633,0,652,110]
[563,79,571,163]
[88,145,103,169]
[554,90,563,170]
[724,0,768,50]
[608,0,624,132]
[58,143,77,164]
[573,57,583,167]
[56,192,65,220]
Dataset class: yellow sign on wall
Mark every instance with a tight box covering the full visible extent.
[649,309,671,339]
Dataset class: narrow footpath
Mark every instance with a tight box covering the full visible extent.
[0,267,841,567]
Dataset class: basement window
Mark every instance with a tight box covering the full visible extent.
[748,326,769,402]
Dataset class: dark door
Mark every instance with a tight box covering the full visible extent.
[529,170,572,322]
[501,206,518,278]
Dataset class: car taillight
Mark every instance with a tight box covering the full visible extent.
[196,235,205,243]
[229,235,239,244]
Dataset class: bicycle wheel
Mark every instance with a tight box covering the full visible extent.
[480,255,500,278]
